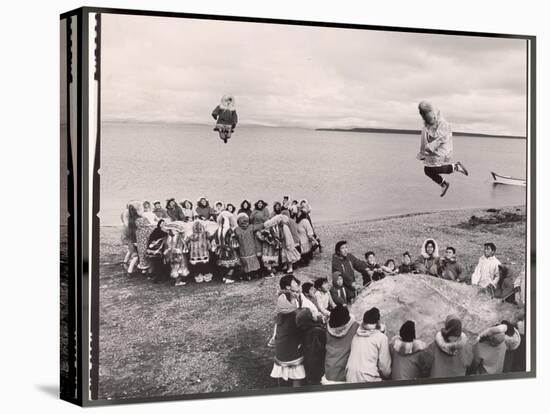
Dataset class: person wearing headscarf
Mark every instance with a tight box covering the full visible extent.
[346,307,391,383]
[322,305,360,385]
[211,211,239,284]
[421,315,473,378]
[212,94,238,143]
[414,238,440,276]
[389,321,428,380]
[417,101,469,197]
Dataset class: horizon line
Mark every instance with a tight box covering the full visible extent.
[96,119,526,139]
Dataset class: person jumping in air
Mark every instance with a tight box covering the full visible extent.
[417,101,468,197]
[212,94,238,144]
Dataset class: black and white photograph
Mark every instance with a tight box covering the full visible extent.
[59,7,535,405]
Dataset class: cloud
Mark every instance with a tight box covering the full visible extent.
[101,14,527,136]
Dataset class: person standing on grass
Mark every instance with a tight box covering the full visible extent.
[270,274,306,387]
[233,213,264,280]
[322,305,360,385]
[421,315,473,378]
[211,211,240,284]
[295,307,326,385]
[296,210,317,266]
[331,241,369,300]
[416,101,468,197]
[389,321,428,380]
[314,278,336,319]
[346,307,391,383]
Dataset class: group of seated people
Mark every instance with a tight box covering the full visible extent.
[270,271,526,387]
[121,196,322,285]
[330,239,523,303]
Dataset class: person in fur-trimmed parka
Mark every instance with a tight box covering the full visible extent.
[422,315,473,378]
[322,305,360,384]
[389,321,428,380]
[414,238,440,276]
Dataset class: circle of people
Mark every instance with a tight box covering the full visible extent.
[269,239,525,387]
[121,196,322,285]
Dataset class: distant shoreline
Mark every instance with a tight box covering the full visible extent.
[315,127,526,139]
[98,121,525,139]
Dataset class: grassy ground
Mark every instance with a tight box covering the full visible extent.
[97,205,526,400]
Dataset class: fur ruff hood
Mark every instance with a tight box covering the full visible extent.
[356,323,386,337]
[435,331,468,356]
[327,315,356,338]
[390,336,427,355]
[219,94,236,110]
[421,238,440,259]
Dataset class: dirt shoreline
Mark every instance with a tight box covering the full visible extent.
[96,205,526,400]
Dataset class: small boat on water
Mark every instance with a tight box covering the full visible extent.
[491,171,526,187]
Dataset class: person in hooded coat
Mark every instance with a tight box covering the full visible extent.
[211,211,240,284]
[414,238,440,276]
[296,307,326,385]
[346,307,391,383]
[212,94,238,143]
[184,218,213,283]
[389,321,428,380]
[322,305,360,384]
[503,319,525,373]
[162,220,191,286]
[416,101,468,197]
[472,321,522,375]
[259,214,301,275]
[234,213,264,279]
[421,315,473,378]
[251,199,270,256]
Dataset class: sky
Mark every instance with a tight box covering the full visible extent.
[100,14,528,136]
